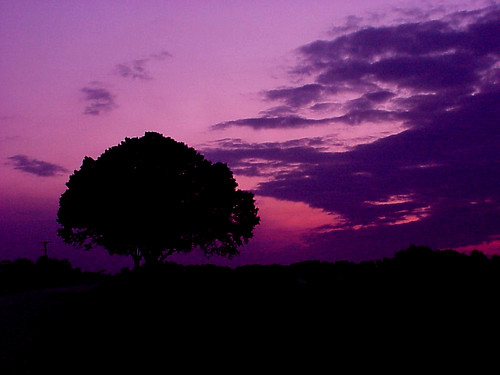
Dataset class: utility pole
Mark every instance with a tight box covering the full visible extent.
[41,241,51,257]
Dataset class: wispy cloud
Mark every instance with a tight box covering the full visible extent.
[115,50,172,80]
[212,115,332,130]
[7,155,68,177]
[81,82,117,116]
[213,109,404,130]
[264,84,336,108]
[203,137,339,178]
[80,51,171,115]
[116,59,152,80]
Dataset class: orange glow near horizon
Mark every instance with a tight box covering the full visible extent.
[453,237,500,256]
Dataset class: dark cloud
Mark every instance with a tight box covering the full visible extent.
[207,5,500,259]
[213,5,499,130]
[206,136,333,158]
[392,5,447,23]
[258,105,297,117]
[115,51,172,80]
[328,15,365,36]
[203,137,338,178]
[264,84,335,108]
[309,102,342,112]
[213,109,403,130]
[212,115,332,130]
[316,53,483,91]
[7,155,68,177]
[253,90,500,258]
[300,6,499,95]
[81,83,117,115]
[337,109,404,125]
[364,90,396,102]
[82,51,171,115]
[208,92,500,262]
[299,8,500,62]
[149,51,172,61]
[116,59,152,80]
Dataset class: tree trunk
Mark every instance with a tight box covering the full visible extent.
[131,248,142,269]
[143,252,160,267]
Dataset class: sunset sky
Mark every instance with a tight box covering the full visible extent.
[1,0,499,272]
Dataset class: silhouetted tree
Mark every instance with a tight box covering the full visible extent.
[57,132,260,268]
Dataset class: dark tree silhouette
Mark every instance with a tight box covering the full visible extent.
[57,132,260,268]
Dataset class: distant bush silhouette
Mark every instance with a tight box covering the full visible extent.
[57,132,260,268]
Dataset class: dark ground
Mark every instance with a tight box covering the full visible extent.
[2,246,500,373]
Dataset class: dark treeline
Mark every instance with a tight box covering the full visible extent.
[2,245,499,296]
[0,256,106,295]
[3,245,500,373]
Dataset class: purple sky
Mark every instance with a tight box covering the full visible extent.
[1,0,499,272]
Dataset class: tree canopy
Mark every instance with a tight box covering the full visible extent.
[57,132,260,267]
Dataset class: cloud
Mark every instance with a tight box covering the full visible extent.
[212,115,332,130]
[116,59,152,80]
[254,89,500,256]
[202,136,347,181]
[264,84,336,108]
[206,4,500,260]
[299,7,500,63]
[81,83,117,115]
[213,109,404,130]
[316,53,483,91]
[213,4,499,131]
[80,51,171,115]
[115,51,172,80]
[258,105,297,117]
[7,155,68,177]
[364,90,396,103]
[205,136,334,162]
